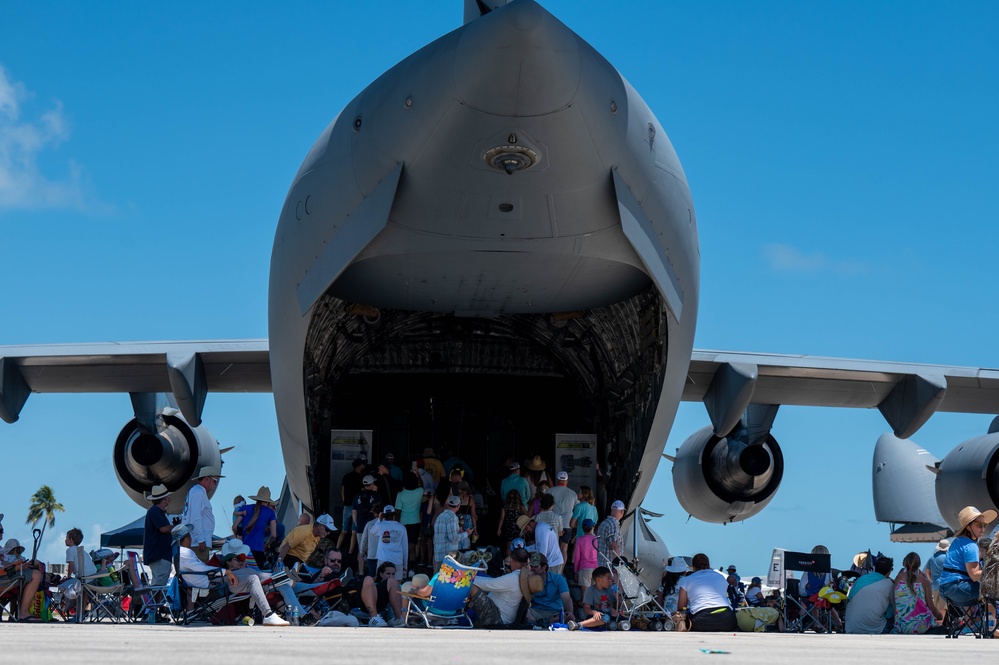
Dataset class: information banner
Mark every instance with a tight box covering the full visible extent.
[554,433,598,491]
[329,429,372,513]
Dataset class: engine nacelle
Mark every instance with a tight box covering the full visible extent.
[935,432,999,532]
[672,425,784,523]
[113,408,223,514]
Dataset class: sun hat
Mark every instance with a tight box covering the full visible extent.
[935,538,952,552]
[220,539,252,559]
[193,466,225,480]
[446,495,462,508]
[362,474,377,486]
[957,506,998,533]
[249,486,274,503]
[90,548,118,563]
[525,456,546,471]
[610,500,626,511]
[3,538,24,557]
[171,523,194,544]
[315,514,338,532]
[665,558,690,574]
[556,471,569,482]
[727,564,737,572]
[145,484,172,502]
[516,515,533,531]
[422,447,436,457]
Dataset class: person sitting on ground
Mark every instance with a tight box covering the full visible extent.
[939,505,996,609]
[277,513,337,571]
[726,574,746,608]
[360,561,406,627]
[892,551,941,634]
[657,558,690,614]
[468,546,531,627]
[2,538,44,622]
[745,576,766,607]
[676,553,737,632]
[845,555,895,634]
[173,523,289,625]
[572,519,598,600]
[568,565,620,630]
[524,551,573,626]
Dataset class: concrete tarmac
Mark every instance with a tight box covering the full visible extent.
[2,624,996,664]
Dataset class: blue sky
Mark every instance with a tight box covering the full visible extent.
[1,2,997,575]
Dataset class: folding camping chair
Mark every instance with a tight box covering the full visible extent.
[123,551,172,623]
[76,548,127,623]
[173,551,250,626]
[780,550,833,633]
[402,555,486,628]
[0,565,24,621]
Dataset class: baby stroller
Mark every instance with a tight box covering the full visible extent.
[594,540,668,631]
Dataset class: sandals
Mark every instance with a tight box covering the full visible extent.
[19,615,43,623]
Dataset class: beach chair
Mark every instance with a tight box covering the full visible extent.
[780,550,832,633]
[402,555,485,628]
[76,548,127,623]
[0,564,25,621]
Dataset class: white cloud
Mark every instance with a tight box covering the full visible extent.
[0,65,103,212]
[762,242,868,276]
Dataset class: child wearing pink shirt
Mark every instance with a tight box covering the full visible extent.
[573,519,599,601]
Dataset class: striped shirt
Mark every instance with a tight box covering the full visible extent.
[434,509,461,565]
[596,516,622,564]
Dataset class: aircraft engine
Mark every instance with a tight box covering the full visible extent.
[671,425,784,523]
[113,408,223,514]
[934,432,999,531]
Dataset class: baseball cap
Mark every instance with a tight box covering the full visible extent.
[382,505,396,514]
[610,500,626,511]
[352,458,366,469]
[581,518,595,530]
[446,495,462,507]
[508,462,520,471]
[362,474,377,486]
[315,513,338,532]
[556,471,569,481]
[528,551,548,567]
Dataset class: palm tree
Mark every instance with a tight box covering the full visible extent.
[25,485,65,554]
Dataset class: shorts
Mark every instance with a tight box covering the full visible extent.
[691,606,737,632]
[376,579,390,612]
[560,530,573,544]
[341,506,354,533]
[405,523,420,543]
[577,568,594,588]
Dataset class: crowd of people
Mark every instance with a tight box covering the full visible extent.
[4,441,999,636]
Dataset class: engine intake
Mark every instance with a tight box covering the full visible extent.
[672,425,784,523]
[934,432,999,531]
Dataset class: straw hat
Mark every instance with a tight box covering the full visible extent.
[935,538,952,552]
[194,466,225,480]
[249,486,274,503]
[956,506,998,533]
[525,456,546,471]
[145,484,172,502]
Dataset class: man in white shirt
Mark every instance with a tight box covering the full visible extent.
[469,546,530,625]
[172,523,288,626]
[182,466,224,562]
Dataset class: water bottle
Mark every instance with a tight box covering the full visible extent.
[291,606,299,626]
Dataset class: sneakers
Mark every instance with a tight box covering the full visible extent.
[369,615,388,627]
[566,620,579,631]
[263,612,290,626]
[389,616,407,628]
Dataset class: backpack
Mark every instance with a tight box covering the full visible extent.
[980,538,999,600]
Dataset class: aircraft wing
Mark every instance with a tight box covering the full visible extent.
[0,340,270,426]
[685,350,999,438]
